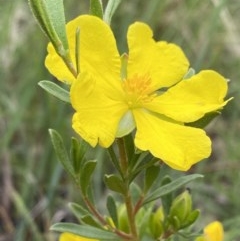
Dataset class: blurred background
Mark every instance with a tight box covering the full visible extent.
[0,0,240,240]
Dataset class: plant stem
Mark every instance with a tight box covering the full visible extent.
[117,138,139,241]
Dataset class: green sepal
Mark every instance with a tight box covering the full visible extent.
[103,0,122,25]
[168,190,192,225]
[144,165,161,193]
[181,209,200,229]
[143,174,203,205]
[38,80,70,103]
[49,129,75,179]
[183,67,195,79]
[50,223,120,240]
[149,207,164,238]
[90,0,103,19]
[117,205,129,233]
[104,175,126,195]
[80,160,97,195]
[137,206,153,238]
[186,112,220,128]
[106,195,119,228]
[171,215,181,231]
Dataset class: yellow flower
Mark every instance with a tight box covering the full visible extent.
[59,232,98,241]
[195,221,224,241]
[46,15,230,171]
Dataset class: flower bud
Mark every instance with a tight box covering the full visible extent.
[149,206,165,238]
[168,190,195,230]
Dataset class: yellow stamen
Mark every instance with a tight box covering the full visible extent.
[122,74,156,108]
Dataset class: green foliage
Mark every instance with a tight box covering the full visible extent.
[103,0,122,24]
[104,174,126,194]
[51,223,121,240]
[143,174,203,205]
[28,0,68,51]
[38,80,70,103]
[80,160,97,195]
[49,129,75,179]
[90,0,103,19]
[106,195,119,228]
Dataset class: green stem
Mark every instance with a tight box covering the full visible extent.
[117,138,139,241]
[55,41,78,78]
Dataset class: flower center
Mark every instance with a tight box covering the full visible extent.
[122,74,156,108]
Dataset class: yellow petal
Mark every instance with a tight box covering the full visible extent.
[60,232,98,241]
[45,15,120,84]
[127,22,189,90]
[45,42,76,83]
[204,221,224,241]
[71,72,128,147]
[132,109,211,171]
[144,70,230,122]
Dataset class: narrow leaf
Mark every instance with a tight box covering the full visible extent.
[45,0,69,50]
[106,195,118,228]
[49,129,75,178]
[80,160,97,195]
[81,215,102,228]
[38,80,70,102]
[70,137,88,174]
[50,223,120,240]
[68,202,90,220]
[90,0,103,19]
[104,175,126,195]
[144,165,160,193]
[103,0,122,25]
[28,0,58,43]
[143,174,203,205]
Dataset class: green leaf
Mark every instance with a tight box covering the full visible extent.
[143,174,203,205]
[144,165,160,193]
[38,80,70,102]
[104,174,126,195]
[28,0,58,45]
[50,223,120,240]
[49,129,75,179]
[70,137,88,174]
[103,0,122,25]
[106,195,118,228]
[80,160,97,195]
[159,176,173,216]
[68,202,89,220]
[69,202,102,228]
[90,0,103,19]
[45,0,68,50]
[81,215,102,228]
[28,0,68,53]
